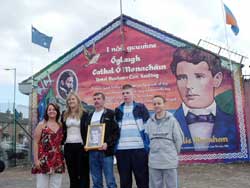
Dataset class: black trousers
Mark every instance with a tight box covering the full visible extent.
[64,143,90,188]
[116,149,149,188]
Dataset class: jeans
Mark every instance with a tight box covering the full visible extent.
[89,151,117,188]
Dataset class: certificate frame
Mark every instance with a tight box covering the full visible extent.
[85,123,106,150]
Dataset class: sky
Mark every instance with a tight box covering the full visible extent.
[0,0,249,110]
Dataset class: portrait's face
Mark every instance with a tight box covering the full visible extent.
[93,94,105,110]
[47,105,57,119]
[65,76,74,91]
[57,70,78,100]
[67,95,79,109]
[90,129,101,144]
[176,61,223,109]
[153,97,165,114]
[122,88,134,104]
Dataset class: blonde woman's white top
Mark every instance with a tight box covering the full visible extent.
[65,117,83,144]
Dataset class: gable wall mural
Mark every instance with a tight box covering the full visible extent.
[24,16,248,163]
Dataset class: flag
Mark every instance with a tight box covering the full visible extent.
[32,26,53,50]
[224,4,239,35]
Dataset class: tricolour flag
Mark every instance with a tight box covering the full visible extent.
[224,4,239,35]
[32,26,53,50]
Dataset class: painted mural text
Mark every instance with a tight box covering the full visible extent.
[106,43,157,53]
[111,55,141,65]
[183,136,229,144]
[95,73,160,82]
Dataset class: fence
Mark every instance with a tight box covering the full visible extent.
[0,103,31,167]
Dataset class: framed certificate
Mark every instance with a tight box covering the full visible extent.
[85,123,106,150]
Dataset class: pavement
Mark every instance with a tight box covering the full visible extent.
[1,163,250,188]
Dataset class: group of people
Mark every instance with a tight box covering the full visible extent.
[31,46,234,188]
[32,84,184,188]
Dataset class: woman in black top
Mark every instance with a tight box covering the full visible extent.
[61,92,89,188]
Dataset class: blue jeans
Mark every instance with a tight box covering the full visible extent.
[89,151,117,188]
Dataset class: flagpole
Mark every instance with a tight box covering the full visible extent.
[30,25,35,162]
[30,25,54,155]
[120,0,125,52]
[220,0,233,72]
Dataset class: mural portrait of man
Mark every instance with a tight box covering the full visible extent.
[57,70,78,100]
[170,46,237,153]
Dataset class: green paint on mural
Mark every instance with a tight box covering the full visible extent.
[215,89,235,115]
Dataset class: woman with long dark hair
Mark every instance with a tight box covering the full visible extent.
[32,103,65,188]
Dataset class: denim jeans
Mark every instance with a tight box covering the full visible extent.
[89,151,117,188]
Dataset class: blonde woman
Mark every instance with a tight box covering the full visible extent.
[32,103,65,188]
[61,92,90,188]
